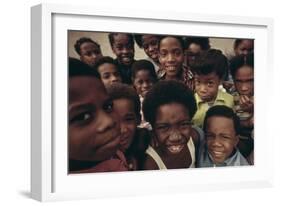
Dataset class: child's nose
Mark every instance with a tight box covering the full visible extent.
[241,84,249,92]
[120,124,128,134]
[121,48,130,54]
[211,138,223,147]
[169,131,182,142]
[111,76,118,82]
[96,111,116,133]
[143,82,150,88]
[199,85,207,93]
[167,54,175,62]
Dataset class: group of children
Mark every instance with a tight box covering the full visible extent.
[68,33,254,173]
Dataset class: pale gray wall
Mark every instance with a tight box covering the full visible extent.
[68,31,235,60]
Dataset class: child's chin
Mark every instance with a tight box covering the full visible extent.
[211,156,226,165]
[199,96,212,102]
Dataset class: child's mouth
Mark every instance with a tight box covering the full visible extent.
[167,144,184,154]
[210,150,225,160]
[121,56,132,64]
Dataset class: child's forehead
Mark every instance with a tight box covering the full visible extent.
[69,76,104,98]
[81,41,99,48]
[236,65,254,73]
[195,72,219,79]
[113,98,135,111]
[135,69,151,75]
[159,37,183,48]
[206,116,234,128]
[142,35,159,41]
[156,103,189,117]
[113,34,130,42]
[98,62,117,70]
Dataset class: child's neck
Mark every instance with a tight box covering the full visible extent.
[165,75,179,81]
[156,146,191,169]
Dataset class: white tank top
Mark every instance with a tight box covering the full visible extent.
[145,137,196,169]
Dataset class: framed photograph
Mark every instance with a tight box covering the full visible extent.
[31,3,274,202]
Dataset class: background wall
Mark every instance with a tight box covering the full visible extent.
[1,0,280,206]
[68,31,235,59]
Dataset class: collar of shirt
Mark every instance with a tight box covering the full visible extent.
[208,149,240,167]
[195,90,226,107]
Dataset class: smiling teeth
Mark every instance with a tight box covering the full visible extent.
[168,145,183,153]
[212,151,224,156]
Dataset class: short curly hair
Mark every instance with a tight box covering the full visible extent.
[94,56,118,71]
[184,37,210,50]
[68,57,100,79]
[134,34,161,48]
[203,105,241,135]
[143,80,197,126]
[159,35,185,50]
[74,37,101,56]
[131,59,157,81]
[190,49,228,79]
[229,53,254,80]
[106,83,141,120]
[108,33,135,48]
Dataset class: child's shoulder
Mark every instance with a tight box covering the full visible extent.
[217,89,234,107]
[143,151,160,170]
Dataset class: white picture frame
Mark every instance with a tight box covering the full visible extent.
[31,3,274,202]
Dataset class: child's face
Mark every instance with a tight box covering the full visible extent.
[69,76,121,162]
[113,98,138,152]
[97,63,122,87]
[234,66,254,97]
[80,42,103,67]
[142,35,159,62]
[154,102,192,155]
[205,116,239,164]
[186,43,202,65]
[159,37,184,78]
[194,72,221,102]
[111,34,134,66]
[235,40,253,56]
[133,70,155,97]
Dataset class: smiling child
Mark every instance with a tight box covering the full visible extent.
[198,105,249,167]
[142,80,199,169]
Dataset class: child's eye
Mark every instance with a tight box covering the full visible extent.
[125,116,136,122]
[156,125,169,132]
[206,133,215,139]
[102,73,110,79]
[180,121,191,128]
[174,50,182,56]
[70,112,93,124]
[85,52,92,56]
[221,135,231,139]
[137,80,144,85]
[104,101,113,113]
[159,52,167,57]
[207,81,214,87]
[114,45,123,50]
[150,40,158,46]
